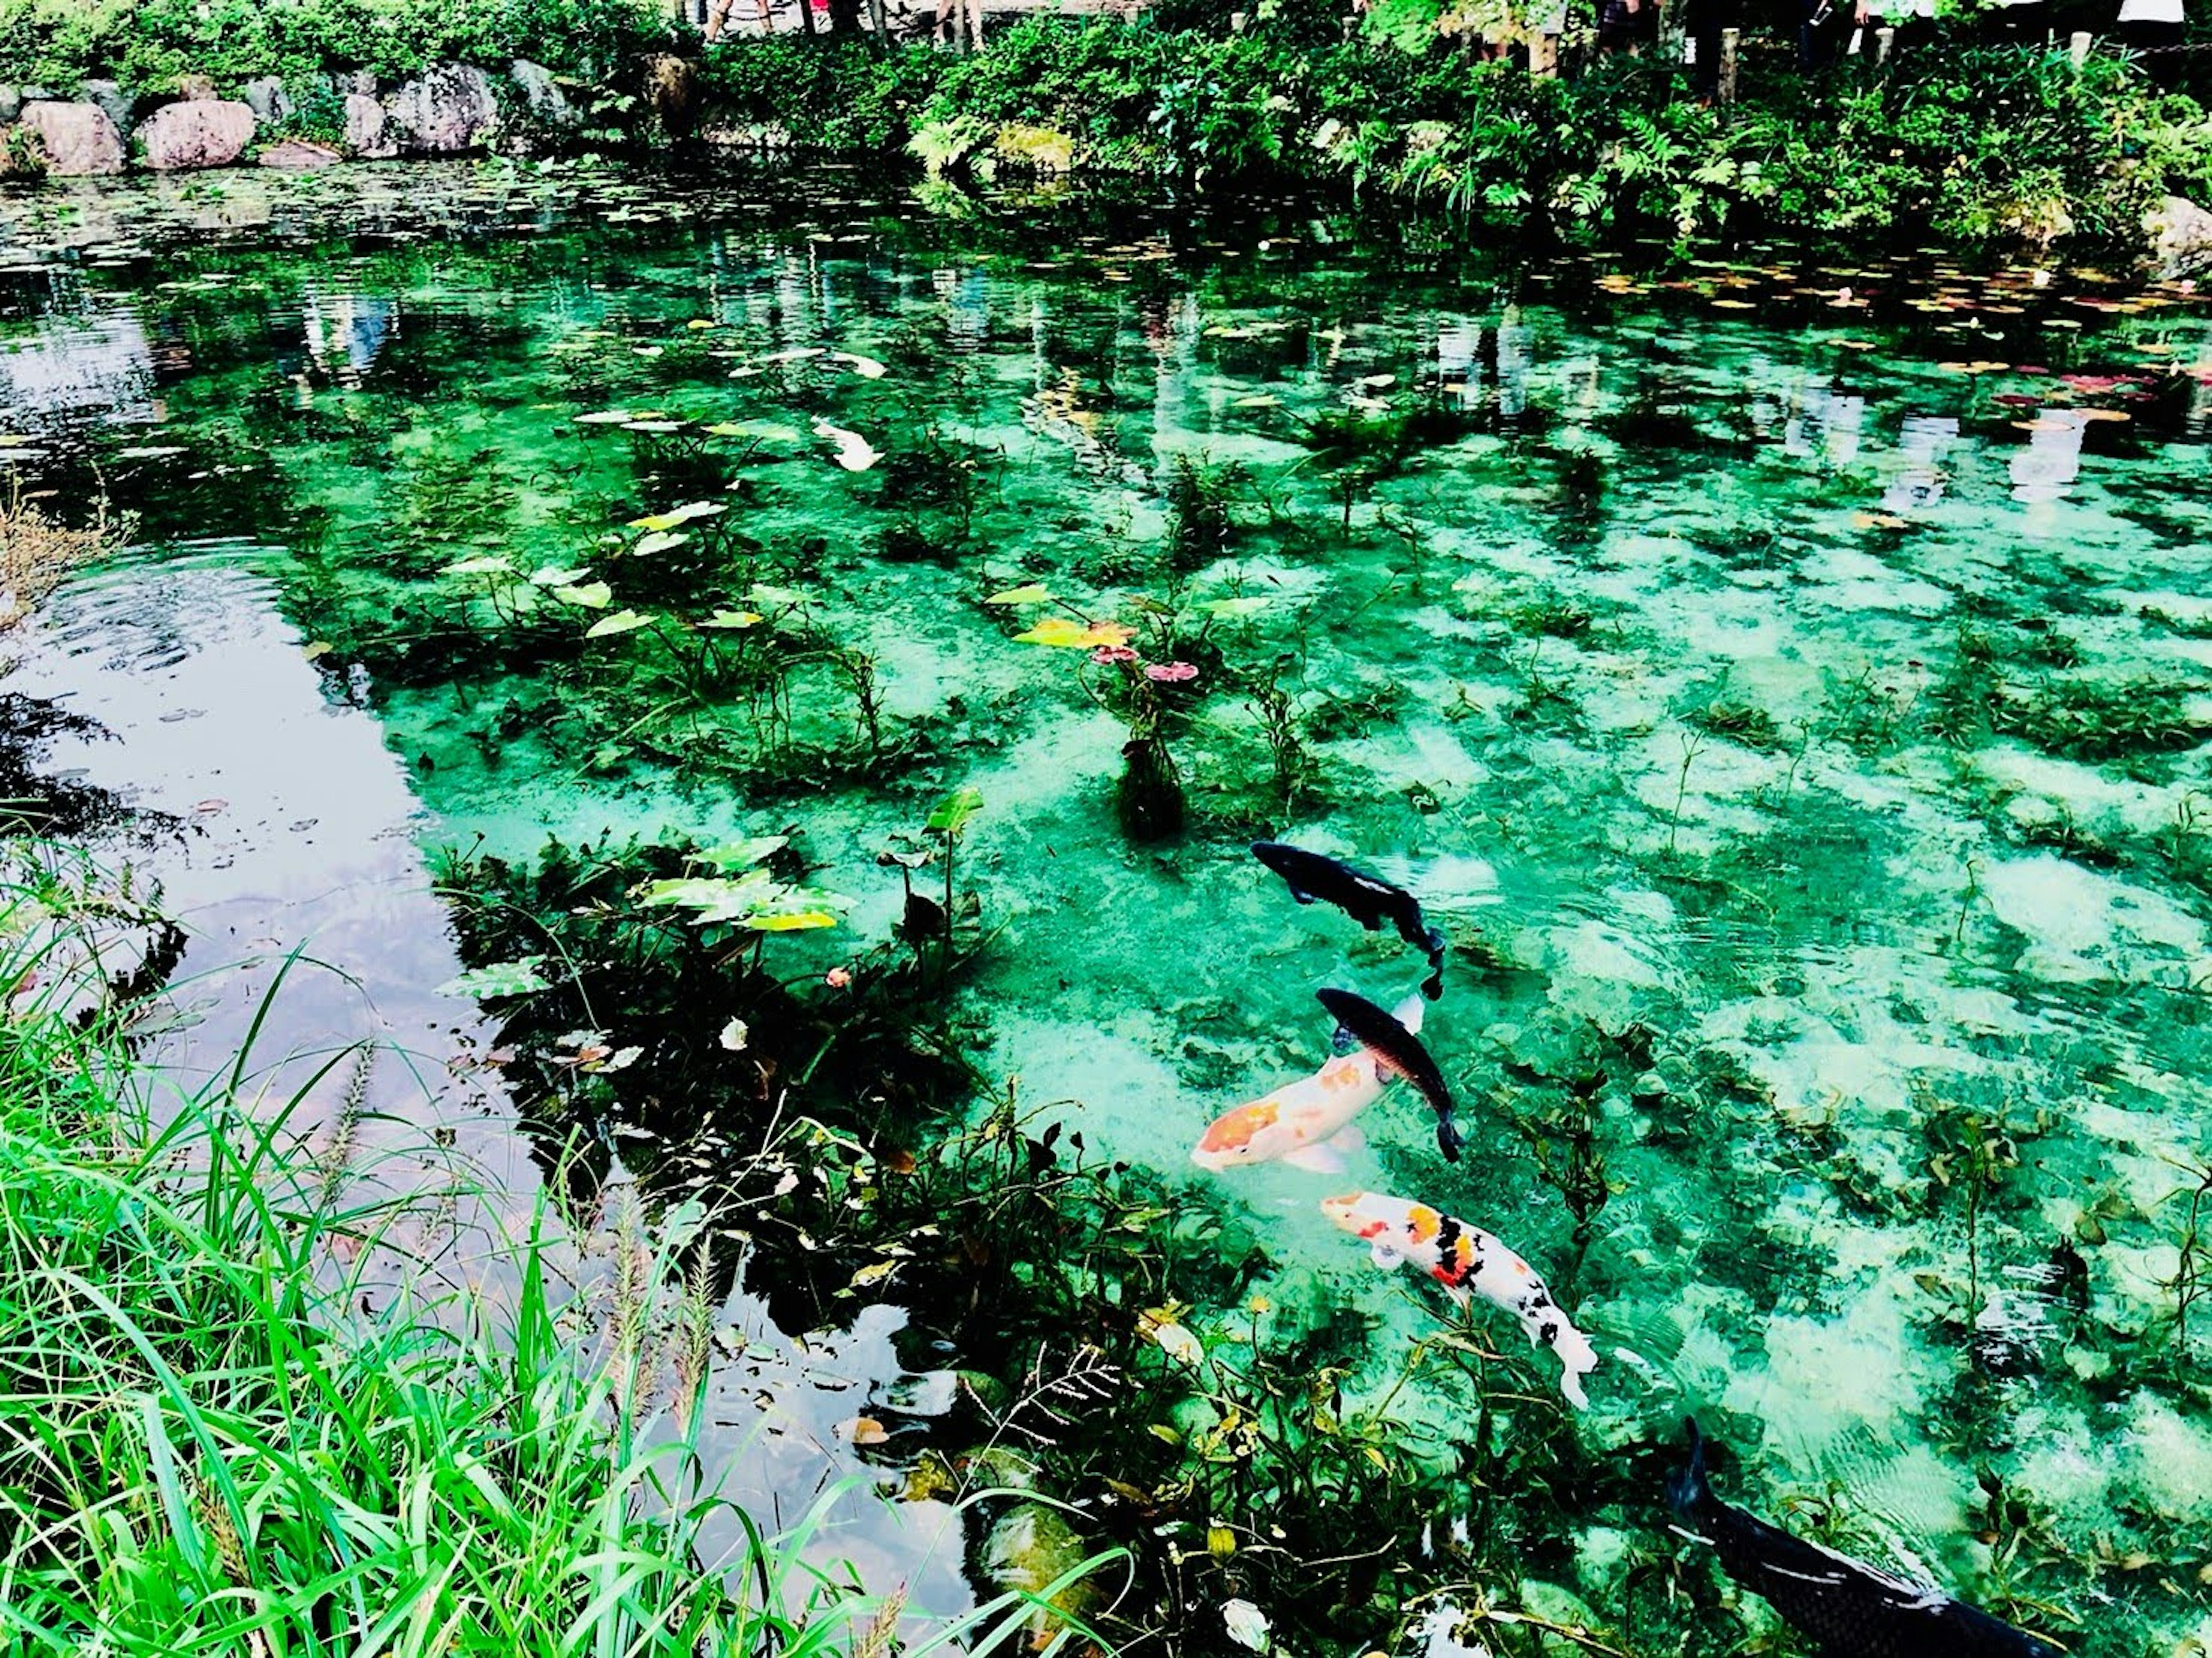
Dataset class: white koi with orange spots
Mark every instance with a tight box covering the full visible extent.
[1191,996,1425,1175]
[1320,1190,1599,1409]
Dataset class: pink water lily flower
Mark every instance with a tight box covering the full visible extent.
[825,966,853,989]
[1090,644,1139,665]
[1146,661,1199,683]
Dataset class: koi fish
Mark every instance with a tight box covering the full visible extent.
[1314,987,1460,1161]
[1668,1420,2062,1657]
[1321,1190,1597,1407]
[1191,995,1426,1175]
[1251,841,1446,1000]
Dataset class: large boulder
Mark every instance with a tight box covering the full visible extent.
[18,101,126,175]
[241,76,293,124]
[344,92,396,158]
[508,59,578,130]
[640,54,699,143]
[2146,194,2212,281]
[79,78,135,134]
[135,98,257,170]
[387,63,497,153]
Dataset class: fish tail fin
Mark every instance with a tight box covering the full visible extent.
[1436,1115,1464,1163]
[1422,929,1446,1000]
[1666,1418,1710,1520]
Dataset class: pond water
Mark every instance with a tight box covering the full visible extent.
[4,162,2211,1656]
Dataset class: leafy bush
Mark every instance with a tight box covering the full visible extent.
[0,0,672,92]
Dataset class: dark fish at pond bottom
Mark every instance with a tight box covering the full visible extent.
[1251,841,1446,1000]
[1314,987,1460,1161]
[1668,1421,2064,1658]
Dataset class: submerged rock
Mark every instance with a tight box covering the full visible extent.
[136,100,256,170]
[17,101,126,175]
[2145,194,2212,280]
[981,1503,1103,1634]
[388,64,498,153]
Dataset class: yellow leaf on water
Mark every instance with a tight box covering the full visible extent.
[847,1417,889,1445]
[1014,617,1134,648]
[745,910,838,932]
[986,584,1054,605]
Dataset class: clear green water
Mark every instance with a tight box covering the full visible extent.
[5,162,2212,1654]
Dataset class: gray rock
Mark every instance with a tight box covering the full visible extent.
[507,59,578,128]
[640,53,699,143]
[2146,194,2212,280]
[259,138,342,170]
[344,92,395,158]
[135,98,256,170]
[387,63,498,153]
[80,78,135,134]
[343,70,377,98]
[0,88,19,124]
[18,101,126,176]
[241,76,293,124]
[174,73,218,101]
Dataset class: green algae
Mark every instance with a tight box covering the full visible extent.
[5,164,2212,1654]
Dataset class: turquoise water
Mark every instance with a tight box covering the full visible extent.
[5,162,2212,1653]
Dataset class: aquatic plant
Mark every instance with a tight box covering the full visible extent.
[2157,1150,2212,1350]
[1164,453,1245,574]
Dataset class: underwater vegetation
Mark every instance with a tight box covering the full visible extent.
[10,166,2212,1655]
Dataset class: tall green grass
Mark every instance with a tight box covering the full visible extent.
[0,844,1113,1657]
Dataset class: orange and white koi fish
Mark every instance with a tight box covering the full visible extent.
[1321,1190,1599,1409]
[1191,996,1426,1175]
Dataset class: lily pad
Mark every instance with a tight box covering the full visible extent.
[627,501,725,533]
[437,958,551,999]
[586,609,653,638]
[699,609,765,629]
[441,556,513,577]
[699,835,788,870]
[986,584,1054,605]
[632,530,690,557]
[552,581,613,609]
[812,418,882,472]
[1014,617,1134,649]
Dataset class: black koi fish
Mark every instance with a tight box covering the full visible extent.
[1314,987,1461,1161]
[1252,841,1446,1000]
[1669,1421,2063,1658]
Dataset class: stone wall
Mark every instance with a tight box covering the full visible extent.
[0,58,592,179]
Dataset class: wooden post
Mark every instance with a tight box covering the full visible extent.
[798,0,816,39]
[1717,25,1738,104]
[869,0,888,46]
[1874,22,1893,60]
[2068,28,2092,63]
[965,0,984,48]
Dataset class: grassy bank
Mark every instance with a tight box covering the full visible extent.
[0,844,1090,1655]
[700,16,2212,249]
